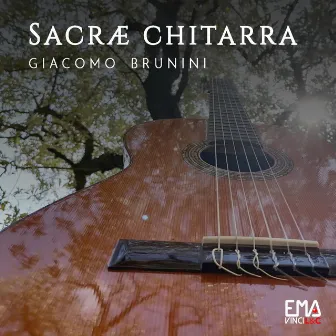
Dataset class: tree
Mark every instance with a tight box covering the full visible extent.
[0,0,335,228]
[271,0,336,128]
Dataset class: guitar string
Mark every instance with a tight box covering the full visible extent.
[214,78,260,277]
[235,106,334,284]
[216,79,266,275]
[210,78,330,284]
[217,78,288,281]
[223,79,308,287]
[229,82,334,285]
[210,79,241,276]
[210,78,332,285]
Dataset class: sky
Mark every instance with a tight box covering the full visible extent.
[1,82,334,230]
[0,140,68,228]
[0,0,335,230]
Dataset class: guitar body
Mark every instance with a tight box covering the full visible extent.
[0,118,335,335]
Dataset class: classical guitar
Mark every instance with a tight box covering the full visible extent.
[0,78,335,335]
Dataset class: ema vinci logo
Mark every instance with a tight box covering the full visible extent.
[285,300,321,325]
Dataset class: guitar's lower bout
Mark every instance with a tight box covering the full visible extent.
[108,239,336,280]
[1,119,336,335]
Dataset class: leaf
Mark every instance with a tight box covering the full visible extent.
[0,201,9,211]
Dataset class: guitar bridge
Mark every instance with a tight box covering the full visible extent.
[201,236,328,277]
[108,237,335,279]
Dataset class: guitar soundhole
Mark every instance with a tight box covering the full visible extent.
[200,140,275,173]
[183,140,293,180]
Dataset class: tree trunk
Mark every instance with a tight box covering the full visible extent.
[143,0,184,120]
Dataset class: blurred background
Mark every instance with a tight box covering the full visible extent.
[0,0,335,229]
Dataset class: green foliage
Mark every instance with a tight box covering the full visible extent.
[0,0,335,227]
[2,206,28,229]
[0,188,28,230]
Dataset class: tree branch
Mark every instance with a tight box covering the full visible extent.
[34,105,96,163]
[329,29,336,43]
[47,148,75,167]
[49,66,60,99]
[228,2,244,22]
[148,0,164,10]
[175,8,197,101]
[204,0,219,17]
[6,162,73,171]
[250,0,300,66]
[0,122,44,141]
[108,45,144,84]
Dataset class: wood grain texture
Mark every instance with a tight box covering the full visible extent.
[0,119,335,335]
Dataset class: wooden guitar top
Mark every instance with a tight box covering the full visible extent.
[0,119,335,335]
